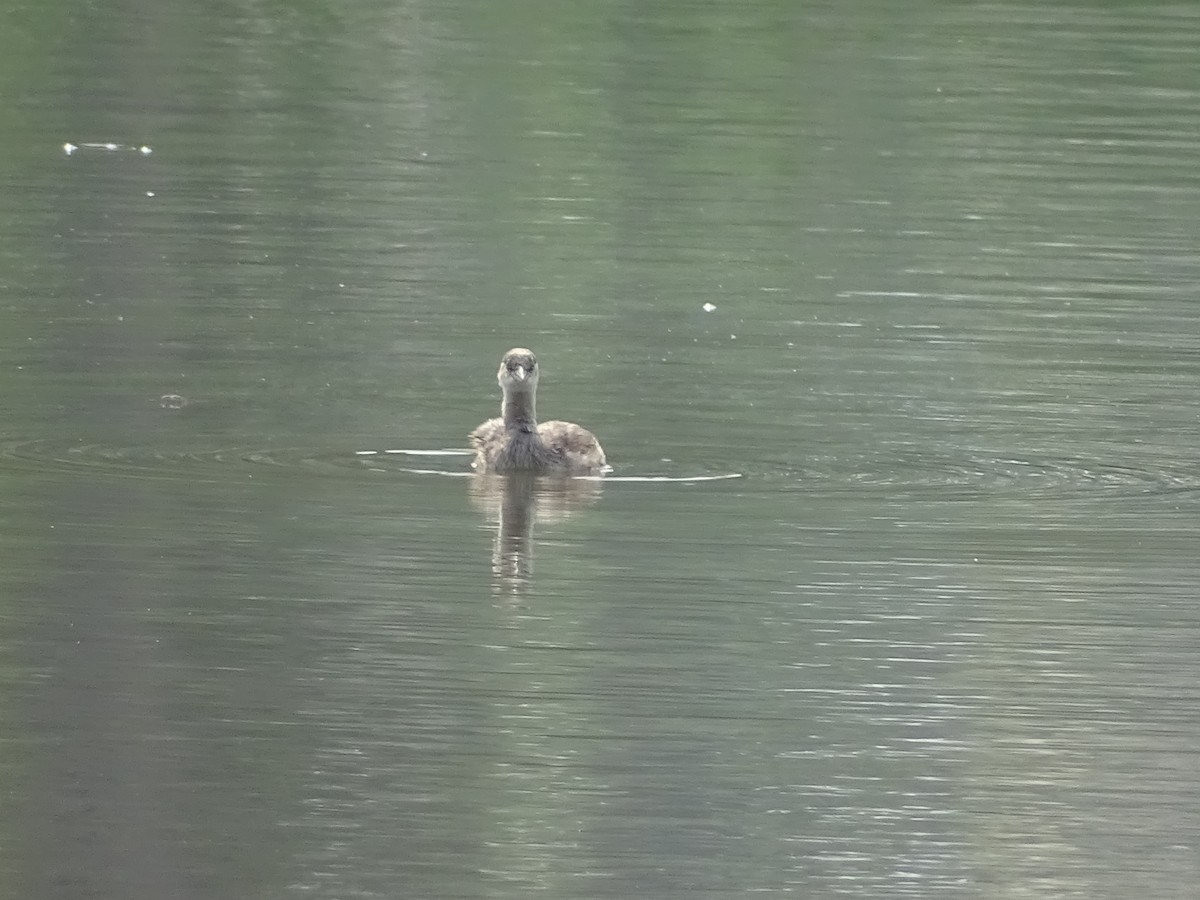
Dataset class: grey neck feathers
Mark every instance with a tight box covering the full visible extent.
[502,388,537,433]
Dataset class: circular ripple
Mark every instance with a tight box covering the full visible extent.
[0,439,269,482]
[800,449,1200,502]
[0,439,1193,500]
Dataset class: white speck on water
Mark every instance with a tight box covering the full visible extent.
[702,302,717,312]
[63,141,153,156]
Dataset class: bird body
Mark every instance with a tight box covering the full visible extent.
[470,348,607,476]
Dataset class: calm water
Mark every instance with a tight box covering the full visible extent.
[1,2,1198,897]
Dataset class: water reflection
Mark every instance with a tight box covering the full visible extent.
[469,474,603,592]
[3,0,1199,895]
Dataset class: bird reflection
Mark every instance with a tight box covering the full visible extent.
[468,473,603,593]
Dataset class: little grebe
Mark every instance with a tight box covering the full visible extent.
[469,348,607,476]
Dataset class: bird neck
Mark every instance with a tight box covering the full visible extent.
[502,387,537,432]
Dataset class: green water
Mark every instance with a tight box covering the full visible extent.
[1,2,1198,897]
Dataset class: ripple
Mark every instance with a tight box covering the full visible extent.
[0,439,232,482]
[0,441,735,484]
[0,439,346,482]
[804,449,1200,502]
[0,439,1191,500]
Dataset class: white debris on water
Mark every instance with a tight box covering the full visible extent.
[62,142,154,156]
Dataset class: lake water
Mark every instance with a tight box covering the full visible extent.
[1,2,1198,897]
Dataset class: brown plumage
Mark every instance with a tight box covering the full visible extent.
[469,348,607,476]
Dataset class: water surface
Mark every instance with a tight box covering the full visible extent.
[1,2,1198,898]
